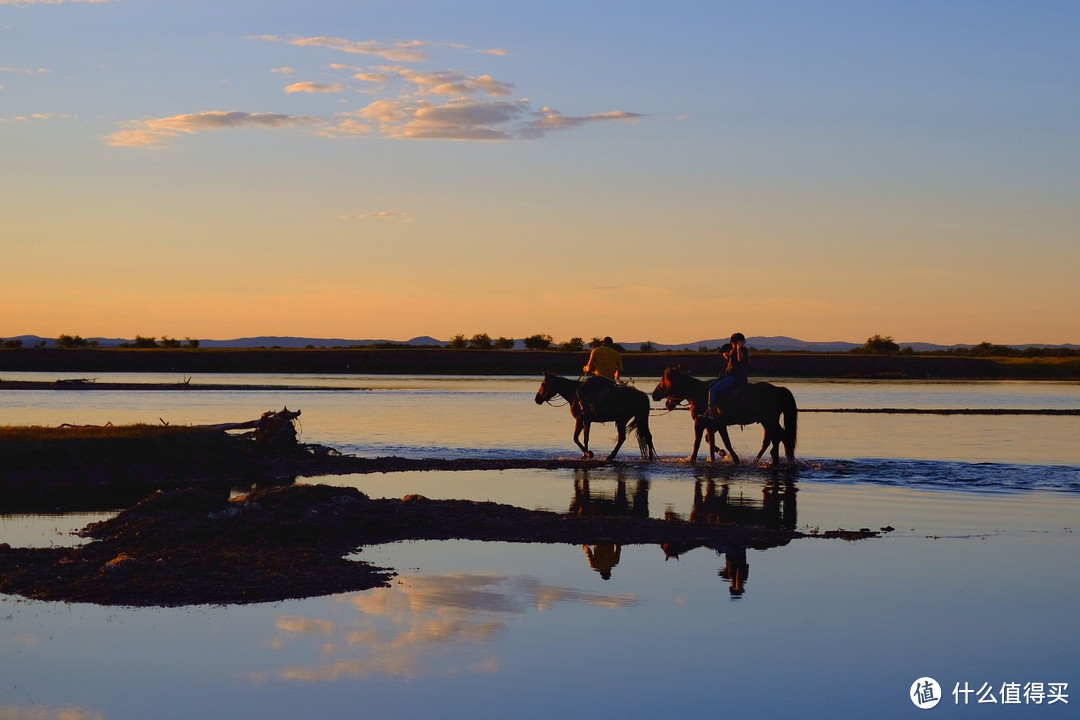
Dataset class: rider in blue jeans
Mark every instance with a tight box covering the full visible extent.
[707,333,749,418]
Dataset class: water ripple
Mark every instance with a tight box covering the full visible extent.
[801,458,1080,493]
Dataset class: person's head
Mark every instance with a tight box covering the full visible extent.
[603,336,614,346]
[730,332,745,345]
[720,343,733,355]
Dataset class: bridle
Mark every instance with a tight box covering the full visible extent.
[537,375,571,408]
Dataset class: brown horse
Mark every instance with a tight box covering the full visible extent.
[535,372,658,462]
[651,366,797,465]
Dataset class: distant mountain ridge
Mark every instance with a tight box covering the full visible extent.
[4,334,1077,352]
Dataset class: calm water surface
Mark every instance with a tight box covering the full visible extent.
[1,374,1078,719]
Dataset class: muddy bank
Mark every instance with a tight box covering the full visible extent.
[0,409,318,512]
[1,438,667,514]
[1,405,719,513]
[0,484,874,607]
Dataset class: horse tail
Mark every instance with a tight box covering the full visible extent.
[781,388,798,461]
[627,407,658,462]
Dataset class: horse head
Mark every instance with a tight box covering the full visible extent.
[534,371,557,405]
[651,365,683,401]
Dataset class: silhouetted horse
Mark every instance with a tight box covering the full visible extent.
[651,366,797,465]
[535,372,658,462]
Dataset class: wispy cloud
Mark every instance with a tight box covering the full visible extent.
[284,81,346,94]
[256,35,432,63]
[287,36,640,141]
[0,67,49,92]
[110,36,641,147]
[0,112,75,122]
[340,65,515,99]
[328,98,641,141]
[519,108,643,138]
[106,110,321,147]
[394,69,514,97]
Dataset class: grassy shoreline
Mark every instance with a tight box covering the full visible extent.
[2,347,1079,379]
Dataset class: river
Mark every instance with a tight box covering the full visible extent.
[1,374,1078,718]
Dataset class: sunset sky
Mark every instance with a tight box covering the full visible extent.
[3,1,1078,346]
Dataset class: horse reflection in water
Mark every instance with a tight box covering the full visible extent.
[652,366,798,465]
[534,372,658,462]
[569,468,650,519]
[689,475,797,531]
[663,473,797,596]
[571,468,650,580]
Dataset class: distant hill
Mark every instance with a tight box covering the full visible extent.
[4,334,1076,353]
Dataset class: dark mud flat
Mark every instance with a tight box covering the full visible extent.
[0,484,875,607]
[0,411,315,512]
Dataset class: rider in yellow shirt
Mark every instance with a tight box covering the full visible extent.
[576,336,623,417]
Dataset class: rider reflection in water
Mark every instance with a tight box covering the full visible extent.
[584,544,622,580]
[576,336,623,418]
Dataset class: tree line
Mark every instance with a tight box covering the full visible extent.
[1,335,200,349]
[852,335,1078,358]
[2,333,1076,358]
[446,334,644,352]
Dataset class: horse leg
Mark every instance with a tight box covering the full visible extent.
[754,425,771,463]
[607,420,627,461]
[717,425,739,465]
[574,418,593,459]
[705,423,725,463]
[689,418,706,462]
[754,419,783,465]
[769,421,782,465]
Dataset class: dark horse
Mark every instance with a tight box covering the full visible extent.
[535,372,658,462]
[651,366,797,465]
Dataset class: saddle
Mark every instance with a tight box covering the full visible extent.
[710,383,748,420]
[578,380,624,420]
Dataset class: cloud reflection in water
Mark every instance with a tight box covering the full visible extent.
[256,573,637,683]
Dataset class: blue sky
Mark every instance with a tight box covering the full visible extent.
[2,0,1078,345]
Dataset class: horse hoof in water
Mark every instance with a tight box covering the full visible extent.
[582,451,594,460]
